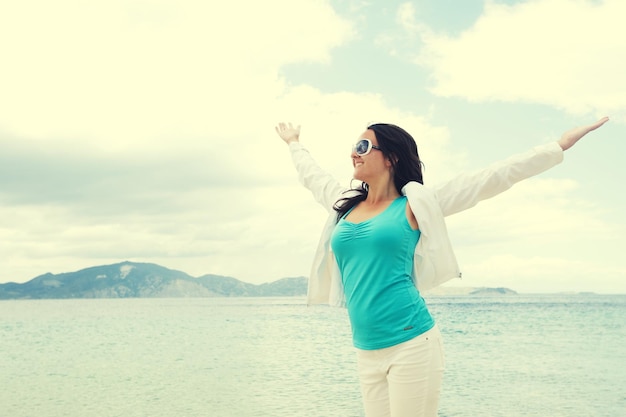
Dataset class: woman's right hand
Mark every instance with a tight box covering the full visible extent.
[275,122,301,144]
[557,116,609,151]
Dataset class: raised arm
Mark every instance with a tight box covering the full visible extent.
[435,117,609,217]
[275,122,301,145]
[558,116,609,150]
[275,122,345,212]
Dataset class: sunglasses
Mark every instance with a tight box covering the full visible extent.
[353,138,382,156]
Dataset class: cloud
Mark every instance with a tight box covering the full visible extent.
[448,253,626,294]
[0,0,354,145]
[413,0,625,119]
[0,131,259,209]
[445,177,624,293]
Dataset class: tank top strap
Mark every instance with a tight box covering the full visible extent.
[341,204,357,220]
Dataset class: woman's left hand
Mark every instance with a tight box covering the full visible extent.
[558,117,609,151]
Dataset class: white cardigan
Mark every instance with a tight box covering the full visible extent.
[289,141,564,307]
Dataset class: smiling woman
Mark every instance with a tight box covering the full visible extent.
[274,117,609,417]
[335,124,424,229]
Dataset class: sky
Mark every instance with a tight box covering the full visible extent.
[0,0,624,293]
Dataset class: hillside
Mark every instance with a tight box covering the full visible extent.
[0,261,307,299]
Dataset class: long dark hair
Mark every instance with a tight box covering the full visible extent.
[333,123,424,220]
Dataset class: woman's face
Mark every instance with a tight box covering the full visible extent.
[351,129,390,182]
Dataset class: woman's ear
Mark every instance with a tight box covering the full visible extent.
[386,154,398,167]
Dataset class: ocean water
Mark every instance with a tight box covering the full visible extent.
[1,295,624,417]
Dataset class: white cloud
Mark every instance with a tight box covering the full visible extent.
[397,2,417,31]
[0,0,354,146]
[415,0,626,119]
[450,253,626,294]
[445,177,624,293]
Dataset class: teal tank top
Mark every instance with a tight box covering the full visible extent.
[331,196,434,350]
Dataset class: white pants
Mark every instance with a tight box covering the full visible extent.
[355,325,445,417]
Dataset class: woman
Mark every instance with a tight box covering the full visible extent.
[274,117,608,417]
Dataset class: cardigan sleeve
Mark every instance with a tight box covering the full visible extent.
[434,142,564,217]
[289,142,346,213]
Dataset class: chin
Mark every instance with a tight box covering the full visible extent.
[352,172,367,183]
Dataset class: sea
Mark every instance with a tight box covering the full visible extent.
[1,294,624,417]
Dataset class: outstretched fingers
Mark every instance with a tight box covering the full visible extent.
[587,116,610,132]
[275,122,301,144]
[558,116,609,151]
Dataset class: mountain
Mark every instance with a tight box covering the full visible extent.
[469,287,517,296]
[424,286,518,296]
[0,261,307,300]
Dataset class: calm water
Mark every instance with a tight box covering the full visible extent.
[1,295,624,417]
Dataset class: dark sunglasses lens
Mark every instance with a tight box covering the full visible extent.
[355,140,370,155]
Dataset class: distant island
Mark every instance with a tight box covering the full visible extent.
[0,261,519,300]
[425,286,518,296]
[0,261,307,300]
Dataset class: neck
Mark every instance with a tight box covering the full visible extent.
[365,178,399,204]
